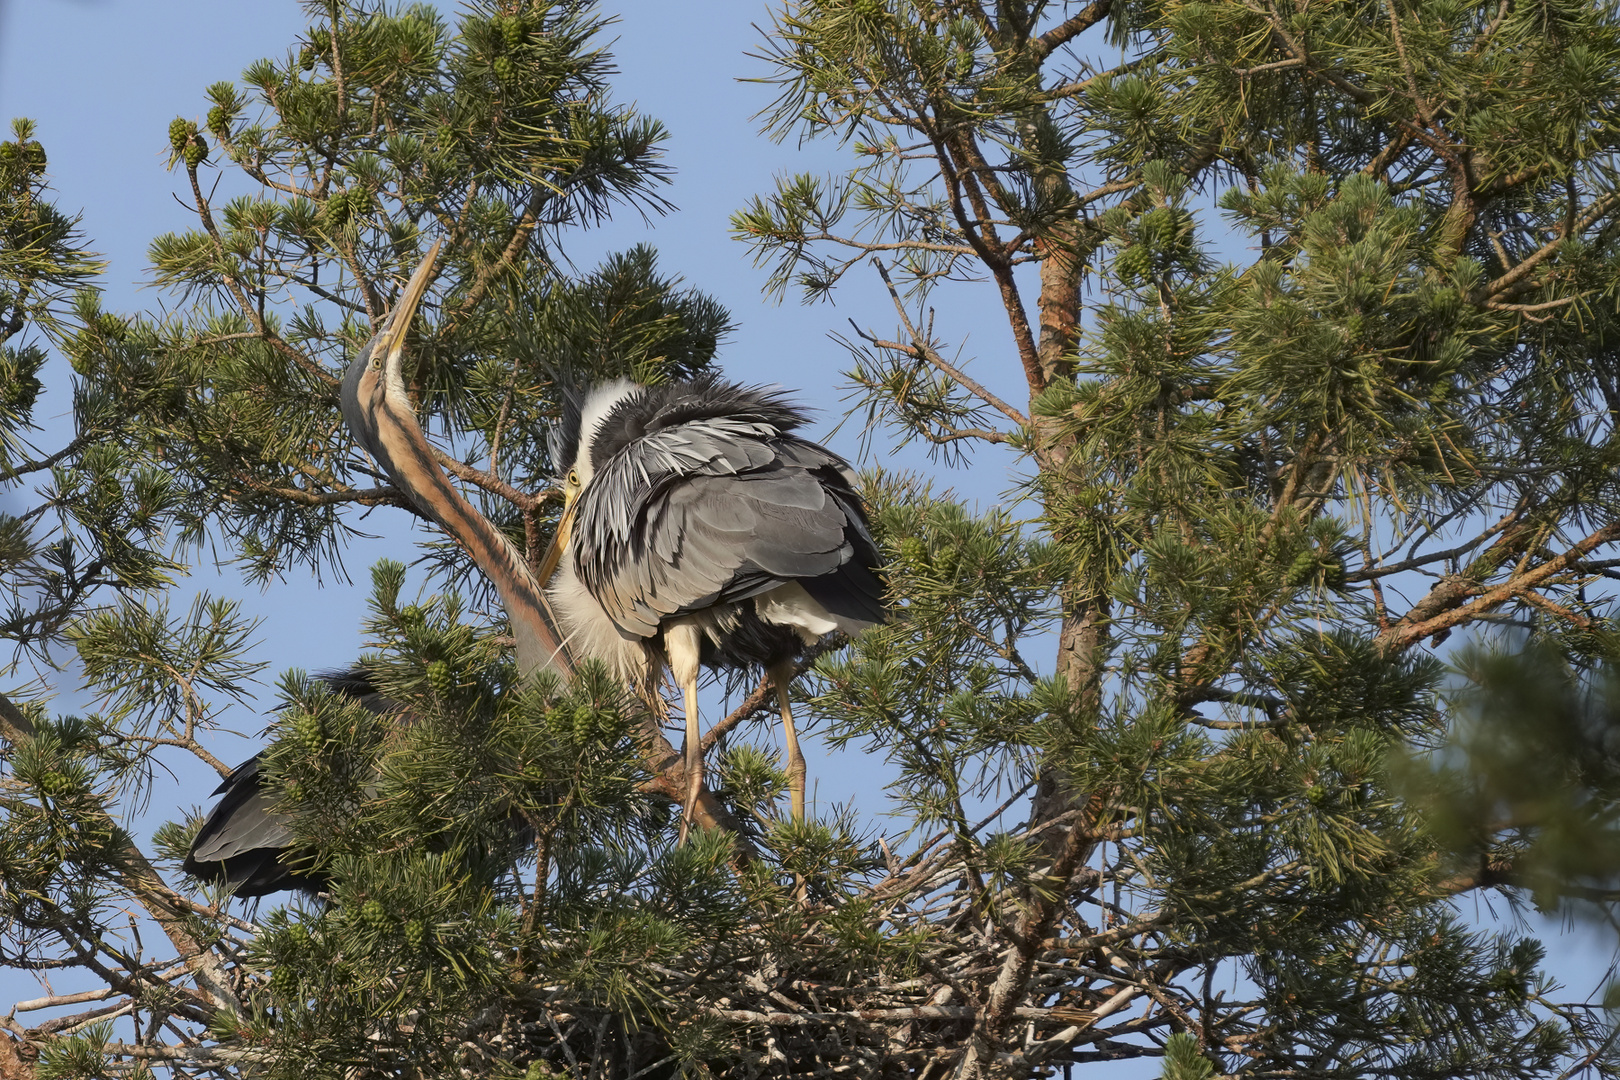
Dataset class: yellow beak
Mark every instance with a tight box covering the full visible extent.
[536,499,575,586]
[373,239,442,366]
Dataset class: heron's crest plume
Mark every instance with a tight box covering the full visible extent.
[557,374,808,483]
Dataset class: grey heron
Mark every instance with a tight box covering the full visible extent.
[185,241,576,896]
[538,376,886,825]
[185,241,879,895]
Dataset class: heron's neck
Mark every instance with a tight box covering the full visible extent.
[363,383,574,682]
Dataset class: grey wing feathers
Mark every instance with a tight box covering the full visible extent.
[182,669,398,899]
[576,421,884,637]
[801,483,886,625]
[181,755,323,898]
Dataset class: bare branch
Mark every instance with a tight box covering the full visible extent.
[1031,0,1113,60]
[865,260,1030,428]
[1378,523,1620,652]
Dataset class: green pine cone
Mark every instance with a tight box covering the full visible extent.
[572,705,595,742]
[294,714,323,752]
[544,705,572,739]
[323,190,349,227]
[1115,245,1152,284]
[168,117,192,153]
[361,899,389,929]
[1,371,43,412]
[427,660,454,698]
[270,965,298,995]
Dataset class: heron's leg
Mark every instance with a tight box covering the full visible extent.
[771,660,806,822]
[666,623,704,841]
[678,674,703,840]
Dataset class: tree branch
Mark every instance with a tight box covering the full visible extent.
[0,692,242,1018]
[863,261,1030,428]
[1030,0,1113,61]
[1378,523,1620,653]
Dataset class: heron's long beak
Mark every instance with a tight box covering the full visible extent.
[536,500,575,586]
[372,239,442,366]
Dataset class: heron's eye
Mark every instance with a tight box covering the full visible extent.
[567,469,580,489]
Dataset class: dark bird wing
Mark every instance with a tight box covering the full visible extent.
[575,418,885,638]
[181,755,324,898]
[182,669,397,899]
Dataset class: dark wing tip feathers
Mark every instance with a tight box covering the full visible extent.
[182,668,384,899]
[550,382,586,474]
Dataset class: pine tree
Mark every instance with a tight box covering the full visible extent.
[727,0,1620,1072]
[5,0,1620,1077]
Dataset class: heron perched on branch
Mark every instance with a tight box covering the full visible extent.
[539,376,886,825]
[186,241,576,895]
[186,242,882,895]
[340,241,885,824]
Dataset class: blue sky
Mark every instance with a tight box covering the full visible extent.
[0,0,1613,1050]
